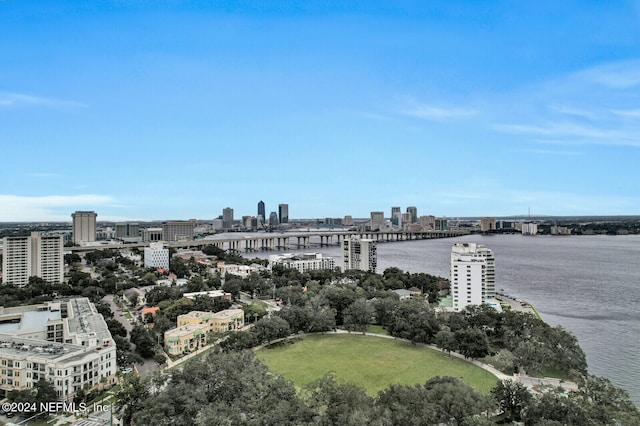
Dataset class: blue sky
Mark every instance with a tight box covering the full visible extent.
[2,1,640,222]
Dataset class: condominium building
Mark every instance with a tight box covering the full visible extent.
[420,215,436,230]
[144,242,169,270]
[268,253,336,273]
[521,222,538,236]
[450,243,496,312]
[343,215,354,226]
[71,211,97,244]
[2,232,63,287]
[164,309,244,355]
[342,237,377,273]
[162,221,194,242]
[278,204,289,224]
[0,298,117,400]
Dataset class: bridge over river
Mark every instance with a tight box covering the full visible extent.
[69,229,469,253]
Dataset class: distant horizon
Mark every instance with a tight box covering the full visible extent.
[1,213,639,225]
[2,2,640,222]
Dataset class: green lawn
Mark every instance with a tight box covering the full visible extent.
[255,334,498,396]
[364,324,389,335]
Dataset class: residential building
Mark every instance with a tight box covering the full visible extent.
[406,206,417,223]
[343,215,354,226]
[165,309,244,355]
[269,253,335,273]
[162,221,194,242]
[0,298,117,400]
[370,211,384,231]
[278,204,289,224]
[71,211,97,244]
[522,222,538,236]
[480,217,497,232]
[2,232,63,287]
[450,243,496,312]
[182,290,232,301]
[222,208,234,230]
[551,225,572,235]
[342,237,377,273]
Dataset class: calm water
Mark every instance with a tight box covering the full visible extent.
[241,233,640,405]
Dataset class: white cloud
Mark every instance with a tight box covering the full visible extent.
[0,194,117,222]
[611,109,640,118]
[0,92,86,108]
[577,60,640,89]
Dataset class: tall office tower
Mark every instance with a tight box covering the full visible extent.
[391,207,401,226]
[480,217,497,232]
[406,206,418,223]
[2,232,63,286]
[257,201,265,222]
[144,242,170,269]
[72,211,97,244]
[269,211,279,227]
[450,243,495,312]
[370,211,384,231]
[342,237,377,273]
[278,204,289,224]
[222,207,234,230]
[115,223,140,240]
[162,221,194,242]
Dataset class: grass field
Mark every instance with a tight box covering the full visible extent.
[255,334,498,396]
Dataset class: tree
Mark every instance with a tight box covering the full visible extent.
[306,373,376,425]
[116,374,150,425]
[252,316,291,344]
[343,299,374,334]
[455,328,489,359]
[376,384,436,426]
[434,328,457,356]
[424,376,489,426]
[491,380,532,422]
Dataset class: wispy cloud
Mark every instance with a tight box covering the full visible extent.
[611,109,640,118]
[0,194,117,222]
[576,60,640,89]
[400,104,477,121]
[0,92,86,108]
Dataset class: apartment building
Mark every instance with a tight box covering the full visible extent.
[2,232,63,287]
[0,298,117,400]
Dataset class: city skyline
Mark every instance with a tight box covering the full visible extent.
[2,2,640,222]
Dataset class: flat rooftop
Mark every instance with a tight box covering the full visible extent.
[0,311,61,333]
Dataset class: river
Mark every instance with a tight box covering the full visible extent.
[236,232,640,405]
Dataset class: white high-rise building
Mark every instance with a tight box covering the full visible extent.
[342,237,377,273]
[72,211,97,244]
[450,243,495,312]
[144,242,170,270]
[2,232,64,287]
